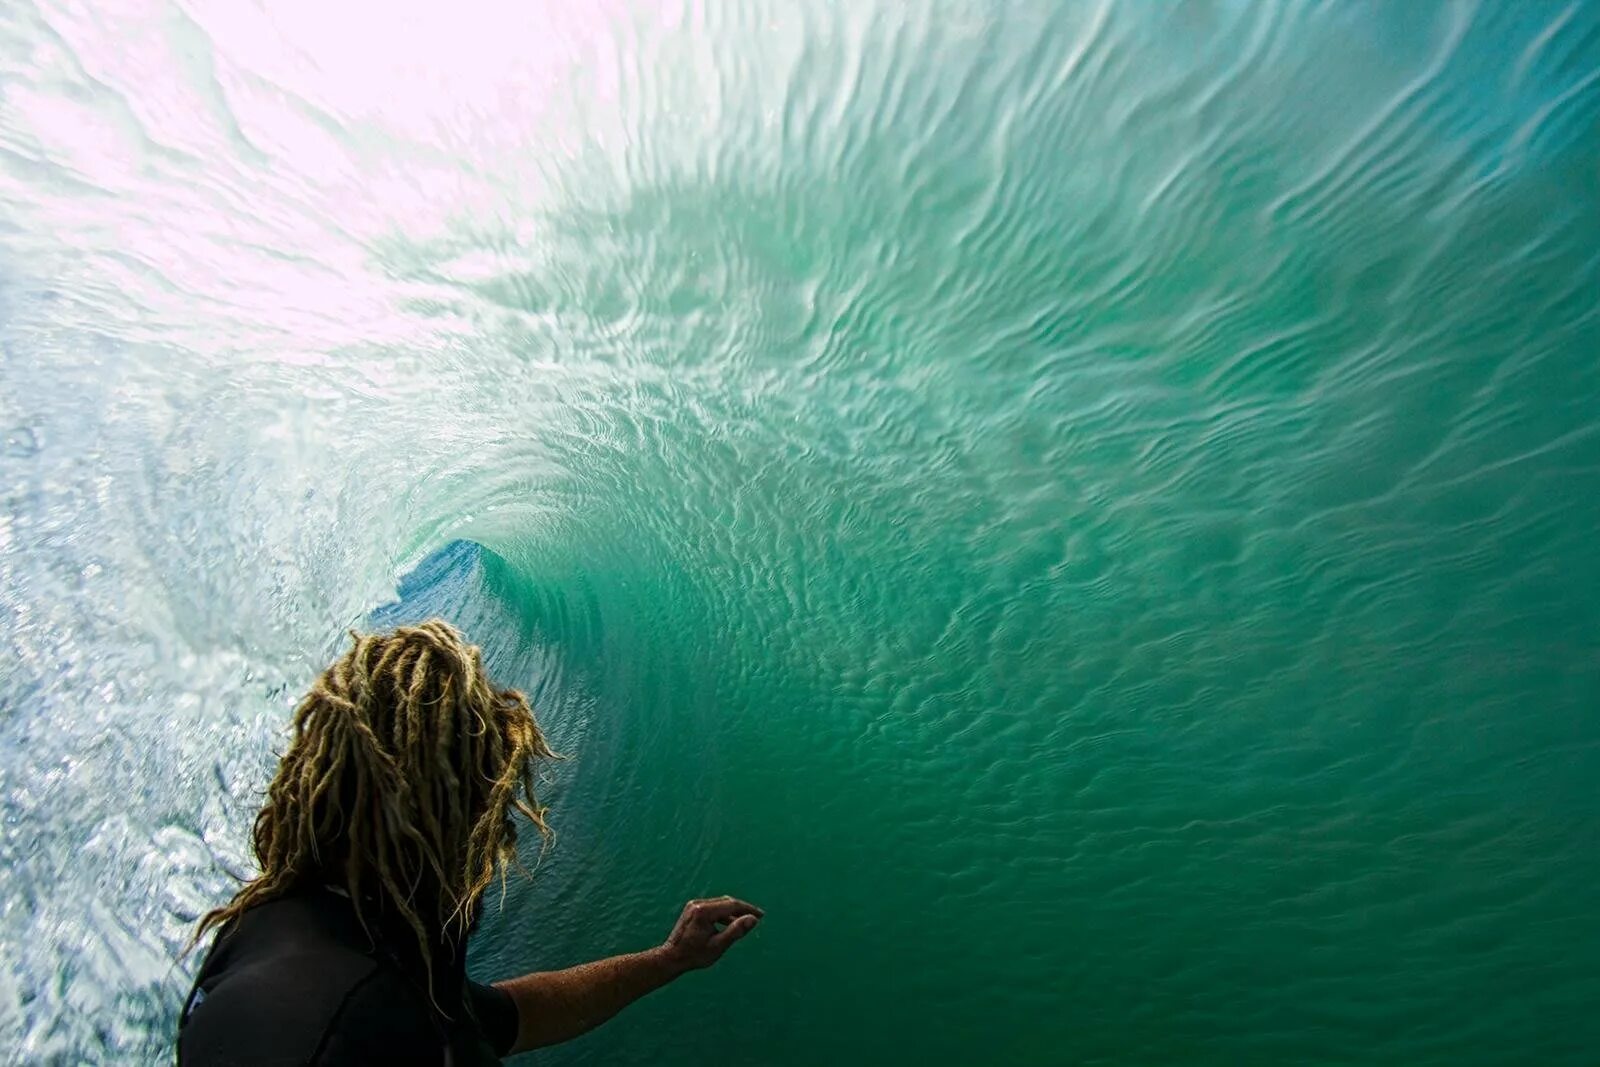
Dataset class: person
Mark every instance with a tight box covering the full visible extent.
[177,619,761,1065]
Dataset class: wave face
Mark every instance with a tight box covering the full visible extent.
[3,1,1599,1062]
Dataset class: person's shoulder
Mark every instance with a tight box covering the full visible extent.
[179,888,409,1066]
[178,941,383,1066]
[208,886,379,965]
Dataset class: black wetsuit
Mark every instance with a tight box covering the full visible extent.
[177,886,518,1066]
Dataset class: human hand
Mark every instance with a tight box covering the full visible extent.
[659,895,764,973]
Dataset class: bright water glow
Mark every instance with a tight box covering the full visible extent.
[2,1,1599,1063]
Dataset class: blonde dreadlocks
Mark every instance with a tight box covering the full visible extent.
[192,619,557,993]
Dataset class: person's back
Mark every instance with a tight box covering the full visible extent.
[179,887,516,1066]
[177,620,761,1067]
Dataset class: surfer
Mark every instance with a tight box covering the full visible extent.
[176,619,761,1065]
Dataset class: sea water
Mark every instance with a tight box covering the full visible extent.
[2,1,1598,1063]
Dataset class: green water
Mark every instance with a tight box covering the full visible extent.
[1,1,1598,1063]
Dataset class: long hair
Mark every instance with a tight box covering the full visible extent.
[191,619,557,994]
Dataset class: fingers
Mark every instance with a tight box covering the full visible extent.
[688,895,765,925]
[708,913,759,950]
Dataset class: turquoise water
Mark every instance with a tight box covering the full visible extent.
[2,1,1598,1063]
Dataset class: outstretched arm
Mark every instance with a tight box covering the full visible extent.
[492,895,763,1054]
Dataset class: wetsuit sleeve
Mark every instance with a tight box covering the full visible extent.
[469,980,519,1057]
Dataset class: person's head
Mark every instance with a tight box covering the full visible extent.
[193,619,557,969]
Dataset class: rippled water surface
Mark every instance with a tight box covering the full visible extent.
[3,1,1599,1063]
